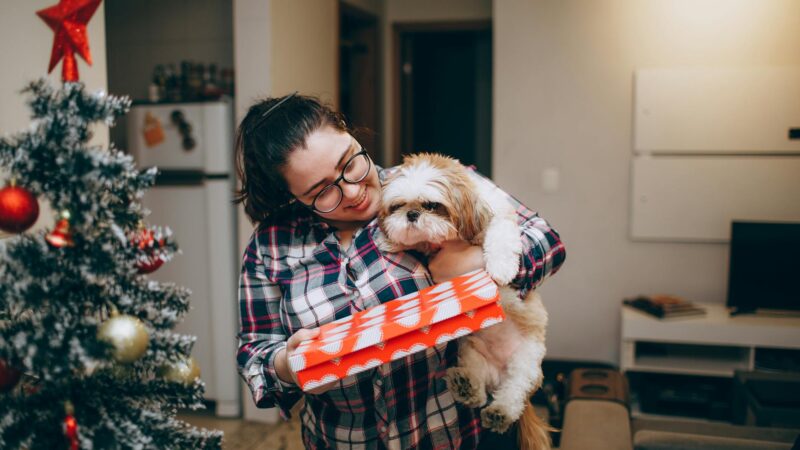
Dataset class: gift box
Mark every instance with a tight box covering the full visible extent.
[288,269,505,391]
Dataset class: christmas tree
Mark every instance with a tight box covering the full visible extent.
[0,77,223,450]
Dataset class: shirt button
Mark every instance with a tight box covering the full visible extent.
[379,425,387,433]
[376,378,383,387]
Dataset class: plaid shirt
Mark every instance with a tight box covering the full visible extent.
[237,168,566,450]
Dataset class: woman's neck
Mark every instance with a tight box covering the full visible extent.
[323,218,370,249]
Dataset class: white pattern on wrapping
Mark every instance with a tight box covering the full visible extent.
[302,374,339,391]
[359,315,385,328]
[361,304,387,319]
[432,297,462,323]
[434,327,474,345]
[390,343,428,360]
[353,325,383,351]
[394,307,421,327]
[395,298,420,310]
[345,358,384,376]
[289,353,306,372]
[320,340,343,355]
[325,322,353,334]
[465,276,497,300]
[480,316,503,328]
[428,281,453,294]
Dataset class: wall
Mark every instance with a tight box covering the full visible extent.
[233,0,339,423]
[494,0,800,364]
[0,0,107,234]
[105,0,233,102]
[381,0,492,165]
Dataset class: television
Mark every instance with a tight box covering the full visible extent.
[726,221,800,315]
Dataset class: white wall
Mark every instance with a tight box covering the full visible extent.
[233,0,339,423]
[494,0,800,364]
[0,0,107,235]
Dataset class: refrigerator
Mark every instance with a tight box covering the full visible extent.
[127,100,240,417]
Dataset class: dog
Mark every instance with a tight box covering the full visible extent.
[377,153,552,450]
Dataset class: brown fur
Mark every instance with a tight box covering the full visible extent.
[378,153,494,246]
[518,402,555,450]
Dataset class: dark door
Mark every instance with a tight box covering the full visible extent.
[398,25,492,176]
[340,3,381,166]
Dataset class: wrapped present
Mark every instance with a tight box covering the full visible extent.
[289,269,505,391]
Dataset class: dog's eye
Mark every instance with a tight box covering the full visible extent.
[389,203,404,214]
[422,202,440,211]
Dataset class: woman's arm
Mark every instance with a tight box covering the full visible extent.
[508,200,566,297]
[236,232,301,420]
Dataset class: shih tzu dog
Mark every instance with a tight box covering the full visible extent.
[378,153,551,450]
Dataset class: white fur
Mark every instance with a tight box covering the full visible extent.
[382,162,447,205]
[380,213,456,247]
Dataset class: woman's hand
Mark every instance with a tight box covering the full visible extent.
[427,240,486,284]
[276,327,336,395]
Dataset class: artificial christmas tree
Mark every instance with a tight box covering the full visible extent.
[0,3,223,444]
[0,79,223,449]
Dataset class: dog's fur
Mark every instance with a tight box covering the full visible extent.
[378,153,552,449]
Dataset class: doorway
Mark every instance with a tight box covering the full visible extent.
[340,3,382,166]
[395,22,492,176]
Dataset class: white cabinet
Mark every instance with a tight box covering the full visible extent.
[621,303,800,378]
[620,303,800,420]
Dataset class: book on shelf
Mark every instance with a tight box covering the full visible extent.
[623,295,707,319]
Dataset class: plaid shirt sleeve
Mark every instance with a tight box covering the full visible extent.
[470,170,567,297]
[236,230,301,419]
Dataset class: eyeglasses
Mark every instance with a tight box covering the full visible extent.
[306,148,372,213]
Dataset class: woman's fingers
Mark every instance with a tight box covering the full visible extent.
[287,327,320,352]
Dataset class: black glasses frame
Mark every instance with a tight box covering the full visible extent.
[309,148,372,213]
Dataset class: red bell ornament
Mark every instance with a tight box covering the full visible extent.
[46,211,75,248]
[0,181,40,233]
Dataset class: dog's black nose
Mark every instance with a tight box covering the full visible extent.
[407,210,420,222]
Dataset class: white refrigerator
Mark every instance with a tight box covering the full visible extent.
[127,100,240,417]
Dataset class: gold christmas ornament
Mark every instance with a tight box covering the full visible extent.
[97,311,149,363]
[159,357,200,385]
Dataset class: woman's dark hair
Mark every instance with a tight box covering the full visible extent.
[233,93,348,224]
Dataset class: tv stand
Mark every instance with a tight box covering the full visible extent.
[620,302,800,419]
[728,307,756,317]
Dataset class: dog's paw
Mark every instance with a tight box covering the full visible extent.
[481,403,514,433]
[445,367,487,408]
[485,255,519,286]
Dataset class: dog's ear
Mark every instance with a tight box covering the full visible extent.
[443,171,492,242]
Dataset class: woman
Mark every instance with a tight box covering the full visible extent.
[234,92,566,449]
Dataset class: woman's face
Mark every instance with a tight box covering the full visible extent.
[282,125,381,225]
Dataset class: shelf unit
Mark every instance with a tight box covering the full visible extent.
[620,303,800,418]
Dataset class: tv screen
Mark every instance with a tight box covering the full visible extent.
[727,221,800,313]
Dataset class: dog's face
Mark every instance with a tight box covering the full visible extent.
[379,153,490,248]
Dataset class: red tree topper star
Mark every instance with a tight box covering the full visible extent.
[36,0,102,82]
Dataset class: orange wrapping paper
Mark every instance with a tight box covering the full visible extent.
[288,269,504,391]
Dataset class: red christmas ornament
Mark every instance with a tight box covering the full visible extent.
[131,227,167,274]
[0,182,40,233]
[46,213,75,248]
[36,0,102,82]
[0,359,22,393]
[63,401,79,450]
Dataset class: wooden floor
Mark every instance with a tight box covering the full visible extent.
[179,411,304,450]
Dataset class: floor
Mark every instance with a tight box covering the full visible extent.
[179,411,304,450]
